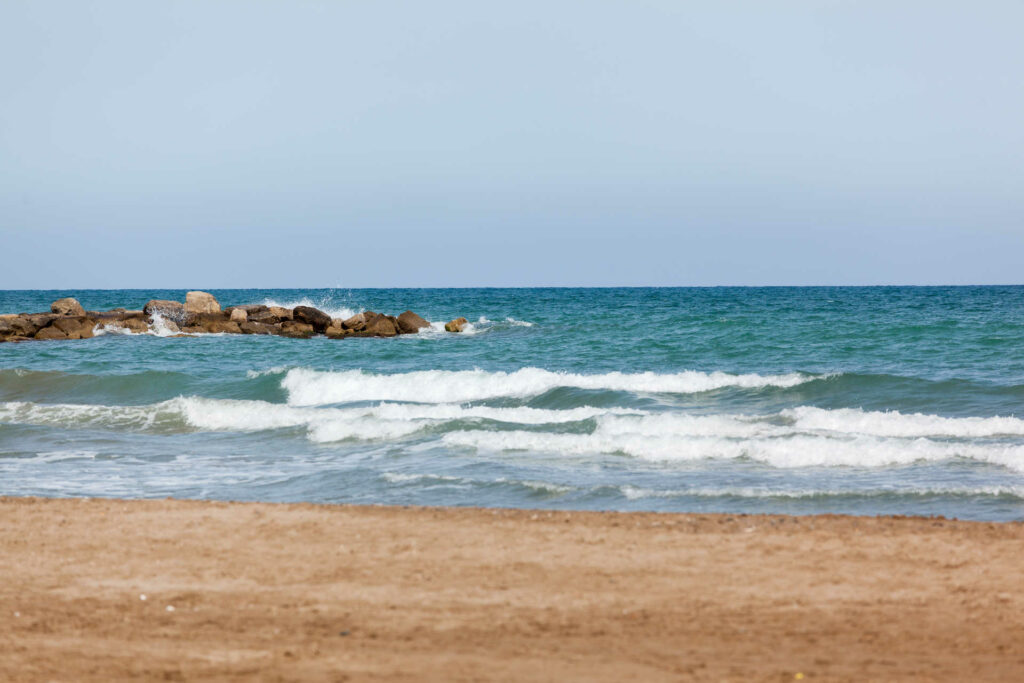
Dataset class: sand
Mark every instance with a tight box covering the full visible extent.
[1,498,1022,681]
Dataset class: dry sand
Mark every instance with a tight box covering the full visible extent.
[1,497,1023,681]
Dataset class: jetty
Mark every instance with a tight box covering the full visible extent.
[0,292,469,343]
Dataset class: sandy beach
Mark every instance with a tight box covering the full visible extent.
[0,498,1021,681]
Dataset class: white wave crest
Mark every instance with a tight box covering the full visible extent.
[260,296,360,320]
[281,367,819,406]
[441,430,1024,471]
[785,406,1024,438]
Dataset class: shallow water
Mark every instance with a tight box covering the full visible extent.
[2,286,1024,520]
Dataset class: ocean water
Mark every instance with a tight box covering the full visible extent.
[2,286,1024,521]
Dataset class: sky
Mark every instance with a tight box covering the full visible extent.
[1,1,1022,288]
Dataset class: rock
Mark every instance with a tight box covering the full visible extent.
[34,326,67,340]
[203,320,242,334]
[52,316,96,340]
[51,298,85,316]
[325,325,351,339]
[341,312,367,331]
[276,321,315,339]
[239,321,274,335]
[354,315,398,337]
[185,291,220,315]
[268,306,293,320]
[445,317,469,333]
[396,310,430,334]
[248,310,282,325]
[124,318,150,333]
[6,314,54,338]
[144,300,186,323]
[292,306,332,333]
[180,326,205,335]
[229,308,248,323]
[183,311,228,327]
[156,319,181,334]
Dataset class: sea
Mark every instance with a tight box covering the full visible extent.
[2,287,1024,521]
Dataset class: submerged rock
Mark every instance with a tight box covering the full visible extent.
[51,298,85,316]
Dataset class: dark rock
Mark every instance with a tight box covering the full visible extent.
[248,310,283,325]
[293,306,332,333]
[51,298,85,316]
[144,300,186,323]
[396,310,430,334]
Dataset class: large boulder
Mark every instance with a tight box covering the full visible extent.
[185,291,221,315]
[355,315,398,338]
[292,306,331,333]
[341,312,368,331]
[144,300,186,323]
[229,308,248,323]
[124,318,150,333]
[51,298,85,316]
[268,306,293,320]
[51,316,96,340]
[445,317,468,333]
[396,310,430,334]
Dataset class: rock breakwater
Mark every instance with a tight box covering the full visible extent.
[0,292,460,343]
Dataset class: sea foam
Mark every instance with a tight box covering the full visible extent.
[280,367,820,406]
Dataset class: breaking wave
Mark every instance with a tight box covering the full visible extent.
[280,367,820,406]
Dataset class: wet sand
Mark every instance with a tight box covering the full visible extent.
[1,497,1022,681]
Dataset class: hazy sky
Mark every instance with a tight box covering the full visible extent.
[2,1,1022,288]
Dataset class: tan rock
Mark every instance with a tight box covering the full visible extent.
[185,291,221,315]
[276,321,315,339]
[34,326,67,340]
[445,317,469,333]
[124,318,149,333]
[204,320,242,334]
[268,306,293,320]
[325,325,351,339]
[239,321,274,335]
[229,308,248,323]
[342,312,367,331]
[396,310,431,334]
[52,316,96,340]
[51,298,85,316]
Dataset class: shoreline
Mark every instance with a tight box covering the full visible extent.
[3,497,1023,681]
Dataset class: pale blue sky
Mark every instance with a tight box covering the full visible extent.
[1,1,1022,288]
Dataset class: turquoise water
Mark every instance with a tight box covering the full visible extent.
[2,287,1024,520]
